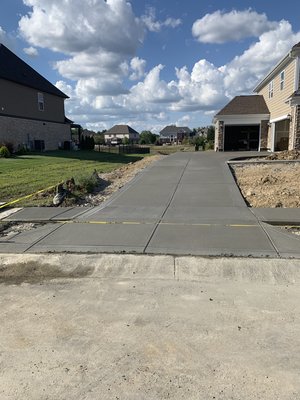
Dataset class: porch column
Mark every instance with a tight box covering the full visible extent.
[260,120,269,151]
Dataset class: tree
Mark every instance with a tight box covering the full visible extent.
[207,125,215,142]
[139,130,158,144]
[94,133,105,145]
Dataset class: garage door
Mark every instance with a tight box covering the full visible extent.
[224,125,260,151]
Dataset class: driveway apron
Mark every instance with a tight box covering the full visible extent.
[4,151,293,257]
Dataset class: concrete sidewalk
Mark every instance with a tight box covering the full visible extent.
[1,152,300,257]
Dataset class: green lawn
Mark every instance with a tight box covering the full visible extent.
[0,150,144,205]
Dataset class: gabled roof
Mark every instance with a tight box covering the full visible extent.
[215,95,269,117]
[160,125,192,136]
[105,124,139,135]
[0,43,68,98]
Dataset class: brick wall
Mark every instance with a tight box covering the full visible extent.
[0,115,71,151]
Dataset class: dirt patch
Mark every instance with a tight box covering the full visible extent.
[231,151,300,208]
[0,261,93,285]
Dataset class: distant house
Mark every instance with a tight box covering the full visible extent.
[160,125,192,144]
[0,43,71,151]
[104,125,139,144]
[214,42,300,151]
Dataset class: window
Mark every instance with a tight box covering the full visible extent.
[280,70,285,90]
[38,92,44,111]
[268,80,274,98]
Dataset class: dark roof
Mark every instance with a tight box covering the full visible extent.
[215,95,269,116]
[160,125,192,136]
[105,125,139,135]
[0,43,68,98]
[292,42,300,50]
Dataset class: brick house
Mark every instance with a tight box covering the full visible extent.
[159,125,192,144]
[214,42,300,151]
[0,43,71,151]
[104,125,140,144]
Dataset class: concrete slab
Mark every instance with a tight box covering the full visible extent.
[162,206,257,224]
[29,222,156,253]
[79,205,165,223]
[0,208,23,220]
[170,183,245,207]
[251,208,300,224]
[0,223,62,253]
[261,223,300,258]
[111,183,176,207]
[1,254,300,399]
[146,224,277,257]
[3,207,78,222]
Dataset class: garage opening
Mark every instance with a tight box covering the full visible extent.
[224,125,260,151]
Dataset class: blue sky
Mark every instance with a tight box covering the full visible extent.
[1,0,300,133]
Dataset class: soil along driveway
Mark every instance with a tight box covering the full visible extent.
[231,150,300,208]
[1,254,300,399]
[1,151,300,257]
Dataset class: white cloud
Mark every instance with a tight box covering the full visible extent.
[23,46,38,56]
[0,26,15,49]
[221,20,300,95]
[192,9,278,44]
[19,0,144,96]
[20,0,144,54]
[141,7,181,32]
[0,26,6,43]
[129,57,146,80]
[17,3,300,133]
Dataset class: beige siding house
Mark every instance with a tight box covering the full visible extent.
[104,125,140,144]
[214,42,300,151]
[0,43,71,151]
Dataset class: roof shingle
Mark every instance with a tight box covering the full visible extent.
[0,43,68,98]
[105,125,139,135]
[215,95,269,116]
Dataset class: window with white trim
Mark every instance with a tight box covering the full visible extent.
[38,92,44,111]
[268,80,274,98]
[280,70,285,90]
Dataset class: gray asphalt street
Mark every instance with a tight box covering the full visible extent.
[1,151,300,257]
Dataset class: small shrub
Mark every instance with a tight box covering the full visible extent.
[3,142,14,154]
[0,145,11,158]
[77,174,99,193]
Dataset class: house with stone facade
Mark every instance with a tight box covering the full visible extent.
[214,42,300,152]
[0,43,71,151]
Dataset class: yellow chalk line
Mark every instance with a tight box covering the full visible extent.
[57,220,258,228]
[0,184,60,210]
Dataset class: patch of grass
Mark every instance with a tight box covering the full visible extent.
[0,150,144,205]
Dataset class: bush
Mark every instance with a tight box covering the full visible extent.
[2,142,14,154]
[77,174,99,193]
[15,145,28,155]
[0,145,11,158]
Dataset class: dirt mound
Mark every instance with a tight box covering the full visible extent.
[232,162,300,208]
[266,150,300,160]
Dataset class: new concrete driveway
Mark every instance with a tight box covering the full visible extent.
[1,151,300,257]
